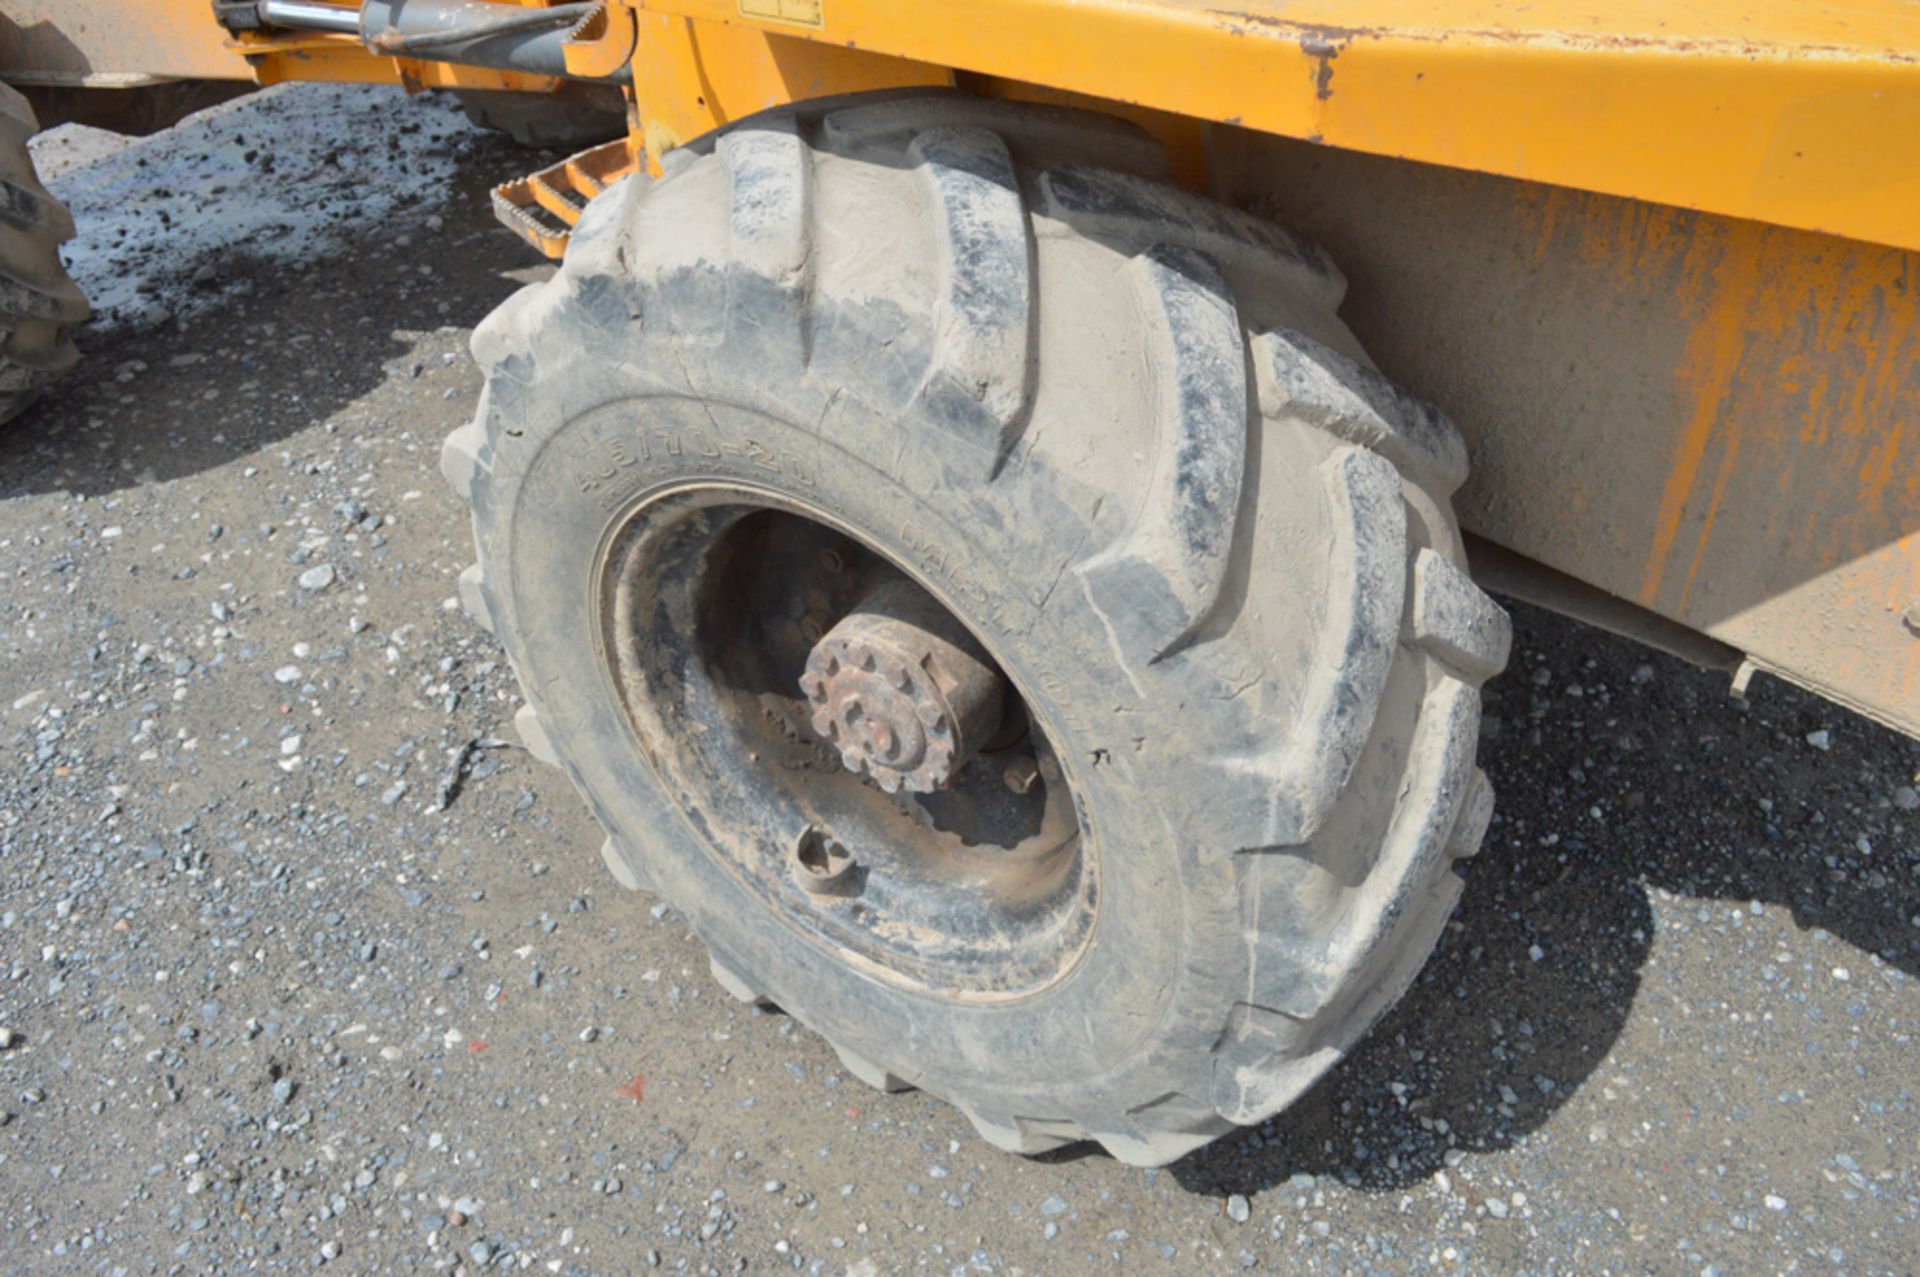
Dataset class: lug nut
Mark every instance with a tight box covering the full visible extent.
[1002,756,1041,795]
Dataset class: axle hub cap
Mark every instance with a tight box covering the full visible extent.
[800,576,1004,793]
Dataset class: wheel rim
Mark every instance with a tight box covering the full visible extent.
[597,485,1096,1000]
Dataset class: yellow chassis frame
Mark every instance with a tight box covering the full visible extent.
[634,0,1920,256]
[10,1,1917,250]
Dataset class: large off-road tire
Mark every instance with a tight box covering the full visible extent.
[443,93,1511,1165]
[0,83,87,425]
[453,85,626,150]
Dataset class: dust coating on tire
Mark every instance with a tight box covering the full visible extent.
[0,84,88,425]
[442,92,1512,1166]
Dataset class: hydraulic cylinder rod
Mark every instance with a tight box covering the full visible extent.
[242,0,627,83]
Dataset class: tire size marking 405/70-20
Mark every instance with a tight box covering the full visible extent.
[896,520,1030,645]
[571,413,816,511]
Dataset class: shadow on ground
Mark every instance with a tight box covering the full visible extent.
[1171,599,1919,1199]
[0,128,550,501]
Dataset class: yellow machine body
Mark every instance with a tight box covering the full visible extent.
[2,0,1916,732]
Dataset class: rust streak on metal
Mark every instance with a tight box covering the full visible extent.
[1302,35,1341,101]
[1639,238,1763,609]
[1201,8,1914,62]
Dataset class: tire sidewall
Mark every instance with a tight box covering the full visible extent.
[486,386,1236,1113]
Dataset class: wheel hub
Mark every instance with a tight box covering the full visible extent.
[601,496,1090,998]
[800,575,1005,794]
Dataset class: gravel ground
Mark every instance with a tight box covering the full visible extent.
[2,86,1917,1276]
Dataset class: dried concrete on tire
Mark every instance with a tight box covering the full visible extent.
[0,84,1915,1273]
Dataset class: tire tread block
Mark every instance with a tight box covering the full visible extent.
[439,420,486,503]
[1037,165,1343,306]
[958,1103,1084,1156]
[513,703,560,768]
[456,563,494,636]
[720,119,814,278]
[708,951,772,1006]
[1258,326,1470,495]
[834,1043,914,1093]
[1409,547,1512,681]
[1214,678,1479,1122]
[823,96,1169,178]
[905,126,1033,461]
[718,118,816,368]
[0,270,87,324]
[0,175,67,238]
[1263,677,1477,1015]
[599,836,651,891]
[1203,447,1406,849]
[1446,766,1495,860]
[1076,244,1247,663]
